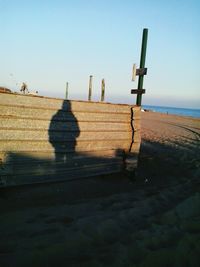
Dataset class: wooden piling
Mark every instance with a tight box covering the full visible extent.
[88,75,93,101]
[101,79,105,102]
[65,82,69,100]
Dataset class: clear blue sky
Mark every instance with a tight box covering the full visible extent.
[1,0,200,108]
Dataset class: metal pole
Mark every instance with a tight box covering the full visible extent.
[65,82,69,99]
[101,79,105,102]
[136,28,148,106]
[88,75,93,101]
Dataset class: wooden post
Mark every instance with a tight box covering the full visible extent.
[65,82,69,100]
[88,75,93,101]
[136,28,148,106]
[101,79,105,102]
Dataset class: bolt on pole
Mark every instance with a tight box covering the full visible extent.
[136,28,148,106]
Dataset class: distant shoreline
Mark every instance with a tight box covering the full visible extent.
[142,104,200,119]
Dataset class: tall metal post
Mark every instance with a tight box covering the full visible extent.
[88,75,93,101]
[65,82,69,100]
[101,79,105,102]
[136,28,148,106]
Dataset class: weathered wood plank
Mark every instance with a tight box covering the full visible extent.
[1,162,123,187]
[0,92,133,113]
[133,121,141,131]
[0,150,124,163]
[129,142,141,153]
[133,132,141,143]
[4,157,123,176]
[0,140,130,152]
[0,105,131,122]
[0,129,132,141]
[0,118,131,132]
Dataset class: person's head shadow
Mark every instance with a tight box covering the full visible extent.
[48,100,80,163]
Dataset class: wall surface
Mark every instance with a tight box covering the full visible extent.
[0,92,141,187]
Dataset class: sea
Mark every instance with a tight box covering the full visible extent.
[142,105,200,118]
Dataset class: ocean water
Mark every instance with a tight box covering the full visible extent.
[142,105,200,118]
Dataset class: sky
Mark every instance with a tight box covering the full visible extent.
[1,0,200,108]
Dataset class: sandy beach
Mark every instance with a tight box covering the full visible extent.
[0,111,200,267]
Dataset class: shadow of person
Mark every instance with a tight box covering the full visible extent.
[49,100,80,165]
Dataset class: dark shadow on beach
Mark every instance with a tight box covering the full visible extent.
[1,136,200,267]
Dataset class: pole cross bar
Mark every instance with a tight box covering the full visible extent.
[131,89,146,95]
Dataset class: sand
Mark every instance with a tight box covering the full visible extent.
[0,111,200,267]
